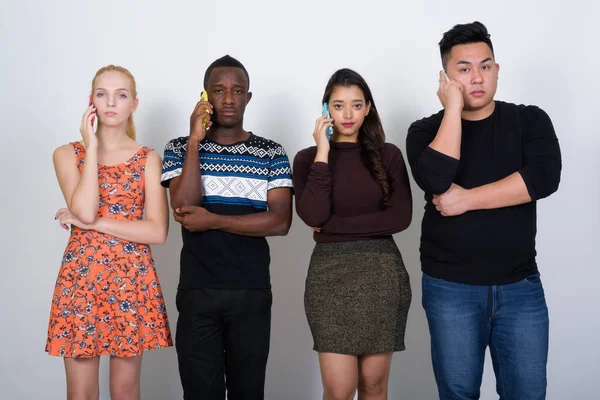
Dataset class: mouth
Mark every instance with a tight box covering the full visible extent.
[221,108,237,116]
[470,90,486,98]
[341,122,355,128]
[104,112,117,116]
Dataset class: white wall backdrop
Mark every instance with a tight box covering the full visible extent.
[1,1,598,399]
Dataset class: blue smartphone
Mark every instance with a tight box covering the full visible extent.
[322,103,333,140]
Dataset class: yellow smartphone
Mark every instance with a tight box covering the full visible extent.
[201,90,209,129]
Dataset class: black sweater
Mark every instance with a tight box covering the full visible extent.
[406,101,562,285]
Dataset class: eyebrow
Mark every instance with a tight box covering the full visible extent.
[331,99,365,103]
[95,88,130,92]
[456,57,493,65]
[211,83,246,89]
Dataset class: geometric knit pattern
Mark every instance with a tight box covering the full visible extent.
[162,134,292,210]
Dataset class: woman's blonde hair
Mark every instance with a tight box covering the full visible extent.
[91,65,137,140]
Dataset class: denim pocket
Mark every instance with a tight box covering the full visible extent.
[524,273,542,285]
[423,273,446,283]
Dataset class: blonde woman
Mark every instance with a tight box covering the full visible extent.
[46,65,172,400]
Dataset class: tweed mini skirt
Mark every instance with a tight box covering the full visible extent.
[305,237,411,355]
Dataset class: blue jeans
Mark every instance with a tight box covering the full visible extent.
[422,273,549,400]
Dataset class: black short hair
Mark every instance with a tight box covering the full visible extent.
[439,21,494,68]
[203,55,250,89]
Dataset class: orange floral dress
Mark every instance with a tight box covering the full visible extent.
[46,142,173,358]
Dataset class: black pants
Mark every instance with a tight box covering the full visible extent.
[175,288,272,400]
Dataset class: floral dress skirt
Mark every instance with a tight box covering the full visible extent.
[45,142,172,358]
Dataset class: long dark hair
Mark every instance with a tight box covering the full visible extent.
[322,68,392,207]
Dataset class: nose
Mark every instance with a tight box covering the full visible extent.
[343,106,352,120]
[107,94,116,107]
[471,68,483,84]
[223,89,234,105]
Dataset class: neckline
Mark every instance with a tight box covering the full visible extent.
[205,132,254,147]
[329,140,361,150]
[74,142,146,167]
[461,101,499,124]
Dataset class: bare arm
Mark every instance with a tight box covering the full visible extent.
[167,98,214,210]
[56,151,169,245]
[168,137,203,210]
[91,151,169,244]
[53,143,99,224]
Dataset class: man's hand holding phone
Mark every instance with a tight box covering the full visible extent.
[437,70,464,113]
[190,90,213,142]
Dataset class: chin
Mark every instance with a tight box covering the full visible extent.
[98,119,126,127]
[336,129,358,136]
[218,116,243,127]
[466,99,493,111]
[217,121,240,129]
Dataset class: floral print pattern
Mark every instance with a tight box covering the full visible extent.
[46,142,172,358]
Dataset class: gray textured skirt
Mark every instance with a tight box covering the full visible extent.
[305,238,411,355]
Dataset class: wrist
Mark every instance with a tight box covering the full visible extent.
[209,212,222,230]
[464,188,478,212]
[85,142,98,151]
[443,105,463,116]
[188,135,201,145]
[314,148,329,163]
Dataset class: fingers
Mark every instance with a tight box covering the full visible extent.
[193,100,213,116]
[316,113,333,123]
[191,101,213,134]
[175,206,193,214]
[55,208,65,219]
[81,105,92,129]
[314,115,334,134]
[439,70,447,87]
[57,214,71,230]
[173,210,187,224]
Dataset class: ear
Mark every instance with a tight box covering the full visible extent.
[496,63,500,76]
[365,101,371,116]
[246,91,253,104]
[133,97,139,112]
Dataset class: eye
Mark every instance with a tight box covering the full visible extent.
[481,65,490,71]
[214,89,224,94]
[354,104,363,110]
[333,104,342,110]
[118,93,128,99]
[96,92,105,97]
[460,68,470,73]
[234,89,243,94]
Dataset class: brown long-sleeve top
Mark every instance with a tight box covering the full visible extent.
[292,141,413,243]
